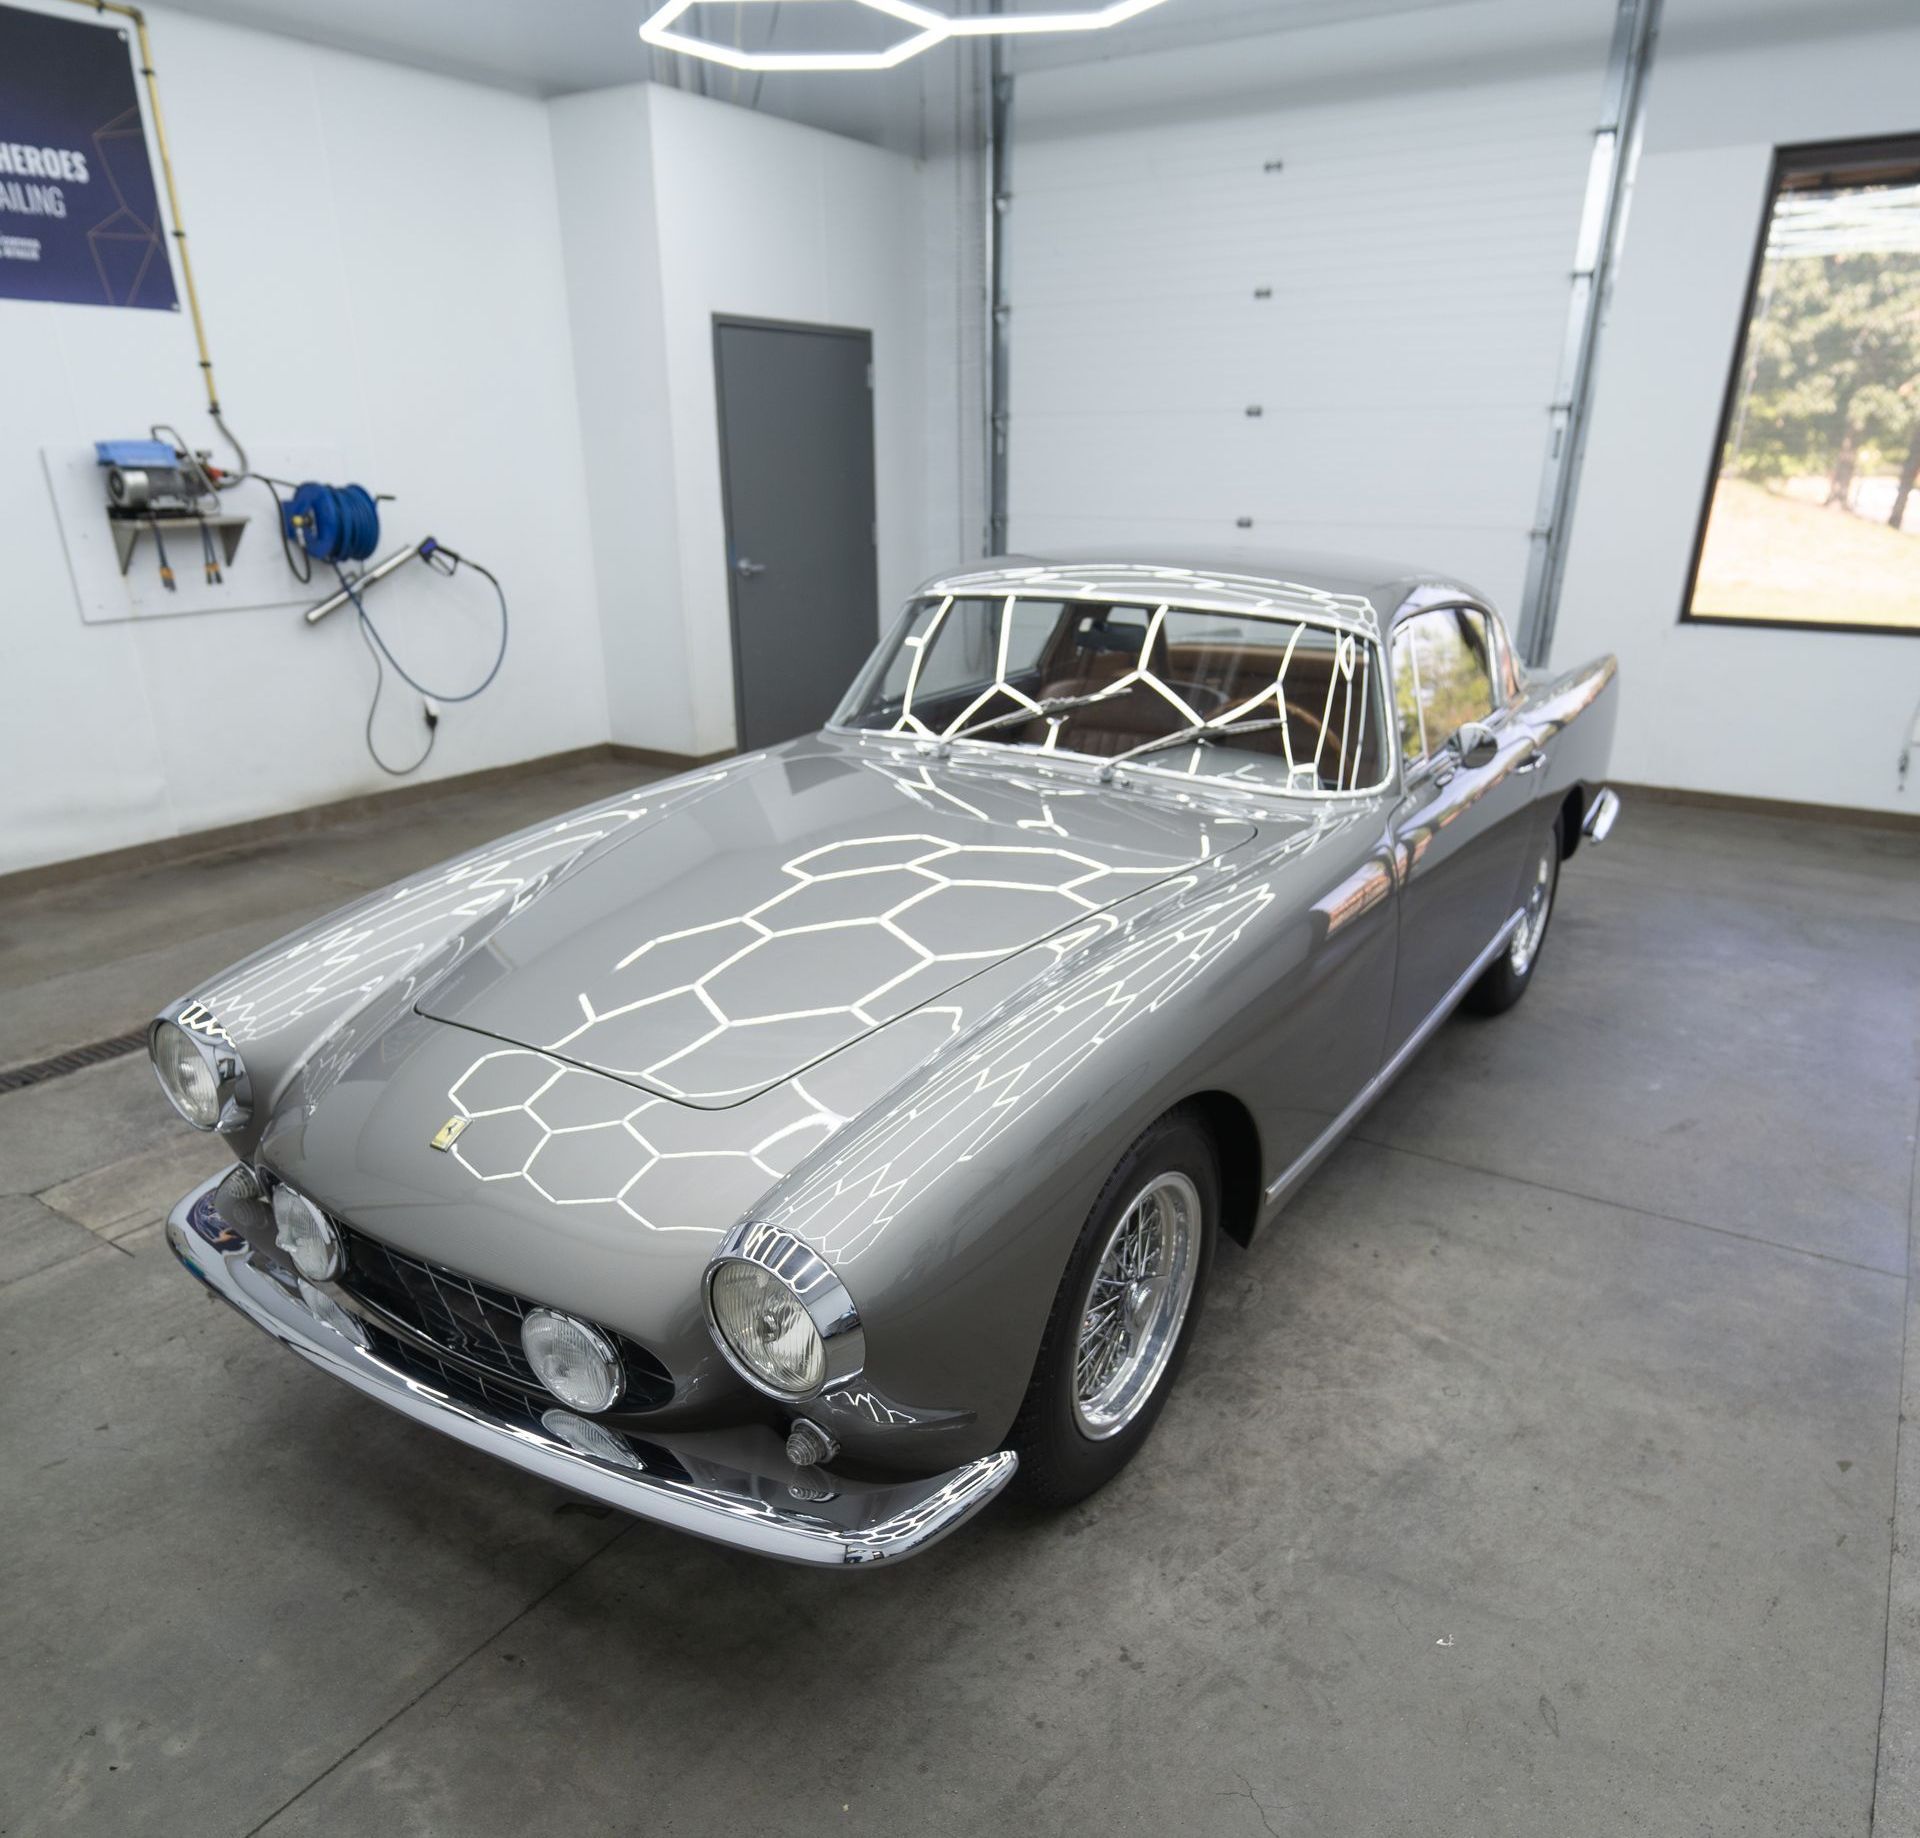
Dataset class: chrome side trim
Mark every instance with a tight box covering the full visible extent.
[1260,908,1525,1216]
[1582,786,1620,844]
[165,1173,1015,1568]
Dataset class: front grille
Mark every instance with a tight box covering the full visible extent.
[338,1223,674,1412]
[358,1322,691,1482]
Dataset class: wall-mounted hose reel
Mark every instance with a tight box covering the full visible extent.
[281,480,382,567]
[269,477,511,779]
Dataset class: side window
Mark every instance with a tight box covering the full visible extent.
[1391,630,1426,762]
[1391,609,1497,765]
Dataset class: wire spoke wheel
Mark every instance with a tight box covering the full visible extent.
[1509,838,1557,977]
[1071,1171,1201,1440]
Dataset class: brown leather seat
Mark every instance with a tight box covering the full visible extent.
[1021,612,1381,784]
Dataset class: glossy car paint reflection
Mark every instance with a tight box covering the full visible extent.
[154,554,1619,1546]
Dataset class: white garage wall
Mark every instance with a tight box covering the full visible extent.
[1001,0,1616,608]
[918,50,991,573]
[548,86,687,761]
[1551,9,1920,814]
[551,84,930,760]
[1,2,608,876]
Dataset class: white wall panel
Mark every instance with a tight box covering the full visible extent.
[1005,53,1602,607]
[1552,11,1920,813]
[2,2,606,874]
[550,85,932,760]
[1004,0,1920,812]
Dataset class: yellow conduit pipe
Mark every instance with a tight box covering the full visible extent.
[51,0,244,476]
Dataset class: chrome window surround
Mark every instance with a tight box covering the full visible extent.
[150,998,252,1133]
[831,570,1393,803]
[704,1220,866,1402]
[1385,595,1518,787]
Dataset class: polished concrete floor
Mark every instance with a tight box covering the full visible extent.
[2,762,1917,1836]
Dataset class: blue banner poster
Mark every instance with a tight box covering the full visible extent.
[0,2,177,309]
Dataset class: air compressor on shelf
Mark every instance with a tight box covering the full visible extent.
[94,431,247,588]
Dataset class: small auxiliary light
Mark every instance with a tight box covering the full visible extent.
[521,1309,624,1415]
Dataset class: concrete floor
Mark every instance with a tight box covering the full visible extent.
[2,762,1917,1837]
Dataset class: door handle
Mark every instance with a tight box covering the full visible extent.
[1514,749,1549,775]
[734,556,767,579]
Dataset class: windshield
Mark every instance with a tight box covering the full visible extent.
[836,595,1389,794]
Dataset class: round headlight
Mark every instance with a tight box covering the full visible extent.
[272,1184,343,1282]
[708,1259,826,1396]
[521,1309,624,1414]
[151,1020,221,1130]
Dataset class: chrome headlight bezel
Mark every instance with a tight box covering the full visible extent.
[148,1001,251,1133]
[703,1221,864,1403]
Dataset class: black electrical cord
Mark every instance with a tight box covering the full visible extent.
[334,551,509,704]
[254,474,313,584]
[331,550,510,777]
[353,607,437,778]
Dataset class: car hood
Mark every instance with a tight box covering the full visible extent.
[416,741,1254,1107]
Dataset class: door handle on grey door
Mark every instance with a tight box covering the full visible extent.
[1514,747,1549,775]
[734,556,767,579]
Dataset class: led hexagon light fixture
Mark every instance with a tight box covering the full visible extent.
[639,0,1173,75]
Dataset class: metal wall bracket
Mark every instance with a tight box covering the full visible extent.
[110,512,248,577]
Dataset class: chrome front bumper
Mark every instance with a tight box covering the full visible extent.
[165,1171,1016,1567]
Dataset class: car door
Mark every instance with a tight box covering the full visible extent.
[1384,601,1544,1051]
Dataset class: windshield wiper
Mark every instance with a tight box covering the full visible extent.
[1096,713,1293,780]
[933,686,1134,751]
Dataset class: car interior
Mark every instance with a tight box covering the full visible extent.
[855,599,1387,790]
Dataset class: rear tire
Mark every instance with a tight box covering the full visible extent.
[1466,819,1561,1016]
[1006,1109,1218,1509]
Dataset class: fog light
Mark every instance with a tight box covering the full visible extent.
[272,1184,342,1282]
[521,1309,624,1414]
[541,1408,642,1469]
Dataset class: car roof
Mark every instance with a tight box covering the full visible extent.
[915,550,1493,628]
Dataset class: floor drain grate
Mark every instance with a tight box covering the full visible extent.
[0,1030,149,1093]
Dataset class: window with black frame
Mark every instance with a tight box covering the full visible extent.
[1685,136,1920,637]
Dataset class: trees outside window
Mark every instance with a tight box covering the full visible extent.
[1685,137,1920,636]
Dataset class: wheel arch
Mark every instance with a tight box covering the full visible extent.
[1180,1089,1263,1248]
[1557,784,1587,860]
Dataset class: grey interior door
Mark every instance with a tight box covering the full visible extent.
[715,317,879,751]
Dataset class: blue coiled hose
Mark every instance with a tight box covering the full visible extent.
[283,481,380,564]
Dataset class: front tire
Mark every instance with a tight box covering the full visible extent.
[1006,1109,1218,1509]
[1466,819,1561,1015]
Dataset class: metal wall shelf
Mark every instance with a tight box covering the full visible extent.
[110,512,249,577]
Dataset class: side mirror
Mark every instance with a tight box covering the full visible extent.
[1452,721,1498,771]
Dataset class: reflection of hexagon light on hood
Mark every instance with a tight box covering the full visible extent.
[639,0,1172,75]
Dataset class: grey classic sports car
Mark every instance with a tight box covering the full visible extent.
[157,556,1619,1566]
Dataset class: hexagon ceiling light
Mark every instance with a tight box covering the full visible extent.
[639,0,1173,74]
